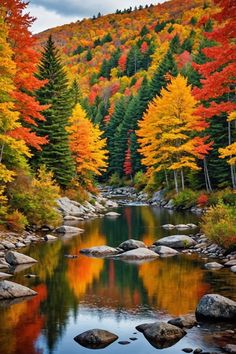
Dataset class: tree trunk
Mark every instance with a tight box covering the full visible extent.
[181,169,185,190]
[203,157,212,192]
[174,170,179,194]
[165,170,169,188]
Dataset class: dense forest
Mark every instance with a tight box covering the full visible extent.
[0,0,235,238]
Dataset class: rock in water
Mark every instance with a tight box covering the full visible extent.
[168,315,197,329]
[55,226,84,234]
[153,246,179,256]
[116,248,159,260]
[118,239,146,251]
[105,212,120,217]
[80,246,120,257]
[74,329,118,349]
[154,235,196,249]
[5,251,38,266]
[0,272,12,279]
[224,344,236,353]
[204,262,223,270]
[136,321,186,349]
[0,280,37,300]
[162,224,175,230]
[196,294,236,321]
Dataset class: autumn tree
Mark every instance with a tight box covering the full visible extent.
[66,104,108,185]
[137,75,211,193]
[34,36,75,187]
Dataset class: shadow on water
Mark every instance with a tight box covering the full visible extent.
[0,206,236,354]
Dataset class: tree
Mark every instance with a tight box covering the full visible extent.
[3,0,47,150]
[66,104,108,184]
[137,75,211,193]
[34,36,75,187]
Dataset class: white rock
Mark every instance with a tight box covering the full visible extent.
[105,212,120,217]
[0,280,37,300]
[44,234,57,241]
[204,262,223,270]
[116,248,159,260]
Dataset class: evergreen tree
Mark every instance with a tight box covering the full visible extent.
[150,49,178,99]
[33,36,75,187]
[70,79,81,108]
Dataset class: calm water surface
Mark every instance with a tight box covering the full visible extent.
[0,206,236,354]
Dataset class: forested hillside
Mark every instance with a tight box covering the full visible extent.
[35,0,235,191]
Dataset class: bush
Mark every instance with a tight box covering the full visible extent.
[9,166,62,228]
[108,172,123,187]
[134,171,147,191]
[208,188,236,206]
[6,210,28,232]
[197,193,209,207]
[201,202,236,249]
[173,189,199,209]
[64,179,89,204]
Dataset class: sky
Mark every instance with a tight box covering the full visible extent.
[27,0,166,33]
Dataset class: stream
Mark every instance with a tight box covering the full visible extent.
[0,205,236,354]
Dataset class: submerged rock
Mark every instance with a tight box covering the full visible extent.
[118,239,146,251]
[196,294,236,321]
[80,246,120,257]
[0,280,37,300]
[115,248,158,260]
[5,251,37,266]
[154,235,196,249]
[153,245,179,256]
[136,321,186,349]
[74,329,118,349]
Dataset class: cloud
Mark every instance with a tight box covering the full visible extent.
[28,1,166,33]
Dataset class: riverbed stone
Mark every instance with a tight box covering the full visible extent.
[44,234,57,241]
[153,246,179,256]
[115,248,159,260]
[175,224,190,230]
[168,315,197,329]
[80,246,120,257]
[1,241,15,250]
[0,259,9,269]
[136,321,186,349]
[225,260,236,267]
[196,294,236,321]
[105,212,120,217]
[118,239,146,251]
[0,280,37,300]
[74,329,118,349]
[5,251,38,266]
[204,262,223,270]
[162,224,175,230]
[231,266,236,273]
[224,344,236,353]
[154,235,196,249]
[0,272,12,279]
[55,225,84,234]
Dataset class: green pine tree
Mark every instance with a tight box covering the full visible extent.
[33,36,75,187]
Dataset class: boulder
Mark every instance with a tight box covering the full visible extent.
[0,280,37,300]
[55,225,84,234]
[154,235,196,249]
[5,251,37,266]
[204,262,223,270]
[80,246,120,257]
[162,224,175,230]
[168,315,197,329]
[136,321,186,349]
[44,234,57,241]
[57,197,84,216]
[118,239,146,251]
[74,329,118,349]
[0,272,12,279]
[1,241,15,250]
[153,246,179,256]
[116,248,158,260]
[105,212,120,217]
[196,294,236,321]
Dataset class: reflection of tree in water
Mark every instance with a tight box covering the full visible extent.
[139,256,210,316]
[203,268,236,302]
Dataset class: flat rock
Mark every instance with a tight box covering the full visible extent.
[196,294,236,321]
[74,329,118,349]
[80,246,120,257]
[115,248,159,260]
[175,224,190,230]
[153,245,179,256]
[224,344,236,353]
[154,235,196,249]
[1,241,15,250]
[5,251,37,266]
[118,239,146,251]
[0,280,37,300]
[136,321,186,349]
[162,224,175,230]
[105,212,120,217]
[55,225,84,234]
[204,262,223,270]
[0,259,9,269]
[44,234,57,241]
[168,315,197,329]
[187,223,197,229]
[0,272,12,279]
[225,260,236,267]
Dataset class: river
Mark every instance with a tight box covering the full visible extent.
[0,205,236,354]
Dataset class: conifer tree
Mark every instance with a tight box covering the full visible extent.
[34,36,75,187]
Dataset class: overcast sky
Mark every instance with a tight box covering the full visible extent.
[28,0,165,33]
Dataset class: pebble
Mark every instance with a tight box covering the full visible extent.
[129,337,137,341]
[118,341,130,345]
[193,349,203,354]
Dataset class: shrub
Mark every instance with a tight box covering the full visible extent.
[64,179,89,204]
[108,172,123,187]
[6,210,28,232]
[197,193,209,207]
[173,189,199,209]
[134,171,147,191]
[208,188,236,206]
[201,201,236,249]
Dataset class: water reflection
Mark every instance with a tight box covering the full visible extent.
[0,206,236,354]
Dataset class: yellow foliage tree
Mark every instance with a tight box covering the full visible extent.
[137,74,204,193]
[66,104,108,185]
[219,111,236,165]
